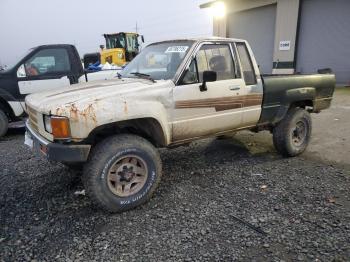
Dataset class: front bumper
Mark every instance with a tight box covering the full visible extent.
[25,120,91,163]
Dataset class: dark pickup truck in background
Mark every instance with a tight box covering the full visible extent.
[0,44,119,137]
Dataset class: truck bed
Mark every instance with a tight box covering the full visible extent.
[258,73,336,125]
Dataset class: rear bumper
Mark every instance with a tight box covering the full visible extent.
[25,121,91,163]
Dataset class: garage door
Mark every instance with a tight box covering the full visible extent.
[296,0,350,84]
[228,4,276,74]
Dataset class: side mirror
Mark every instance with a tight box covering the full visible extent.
[17,64,26,78]
[99,45,105,50]
[200,70,217,91]
[141,35,145,43]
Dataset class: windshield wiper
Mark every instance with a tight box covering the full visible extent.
[130,72,155,82]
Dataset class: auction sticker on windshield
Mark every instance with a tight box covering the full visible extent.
[165,46,189,53]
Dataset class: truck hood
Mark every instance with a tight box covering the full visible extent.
[25,78,173,115]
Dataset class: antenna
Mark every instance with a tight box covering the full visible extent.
[134,22,139,33]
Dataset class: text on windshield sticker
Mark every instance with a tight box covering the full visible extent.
[165,46,189,53]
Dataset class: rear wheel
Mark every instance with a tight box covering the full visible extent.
[273,107,312,157]
[0,109,9,137]
[83,134,162,212]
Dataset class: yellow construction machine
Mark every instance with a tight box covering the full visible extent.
[84,32,144,68]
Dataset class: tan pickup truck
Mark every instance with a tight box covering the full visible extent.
[25,37,335,212]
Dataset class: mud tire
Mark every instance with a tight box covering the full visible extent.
[83,134,162,212]
[273,108,312,157]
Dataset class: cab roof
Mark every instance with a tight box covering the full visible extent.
[149,37,246,46]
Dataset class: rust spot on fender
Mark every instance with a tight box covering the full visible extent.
[69,103,79,120]
[54,103,98,127]
[80,104,97,125]
[55,107,63,115]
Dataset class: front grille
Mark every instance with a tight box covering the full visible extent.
[27,106,39,132]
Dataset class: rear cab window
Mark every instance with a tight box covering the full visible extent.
[235,42,257,85]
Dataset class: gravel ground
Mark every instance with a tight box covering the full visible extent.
[0,127,349,261]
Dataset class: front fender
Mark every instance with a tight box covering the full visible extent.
[53,99,171,144]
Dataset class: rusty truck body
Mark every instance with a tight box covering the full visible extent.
[24,37,335,212]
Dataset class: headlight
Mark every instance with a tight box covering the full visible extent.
[43,115,71,139]
[44,115,52,133]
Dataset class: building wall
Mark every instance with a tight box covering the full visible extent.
[213,17,227,37]
[213,0,277,37]
[205,0,349,82]
[296,0,350,84]
[212,0,299,74]
[227,4,277,74]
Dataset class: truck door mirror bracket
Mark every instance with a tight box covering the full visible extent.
[200,70,217,92]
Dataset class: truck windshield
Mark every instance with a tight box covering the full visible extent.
[120,41,194,80]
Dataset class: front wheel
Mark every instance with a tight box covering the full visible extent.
[273,107,312,157]
[83,134,162,212]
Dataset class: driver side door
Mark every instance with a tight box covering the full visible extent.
[16,47,73,95]
[171,43,247,142]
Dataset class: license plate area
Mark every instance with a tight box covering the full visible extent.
[40,144,48,155]
[24,131,47,156]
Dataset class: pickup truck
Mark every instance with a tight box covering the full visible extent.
[24,37,335,212]
[0,44,119,137]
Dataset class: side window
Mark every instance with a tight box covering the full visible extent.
[196,49,208,82]
[181,59,198,85]
[196,44,235,81]
[126,34,138,52]
[236,43,257,85]
[24,48,71,77]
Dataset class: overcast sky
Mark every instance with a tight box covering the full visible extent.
[0,0,212,66]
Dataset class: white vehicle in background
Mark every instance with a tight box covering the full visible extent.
[0,44,121,137]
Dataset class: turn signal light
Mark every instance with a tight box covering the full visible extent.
[51,117,71,139]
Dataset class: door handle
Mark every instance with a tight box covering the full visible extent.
[229,86,240,91]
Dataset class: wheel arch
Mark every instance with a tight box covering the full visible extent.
[273,98,314,125]
[86,117,168,147]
